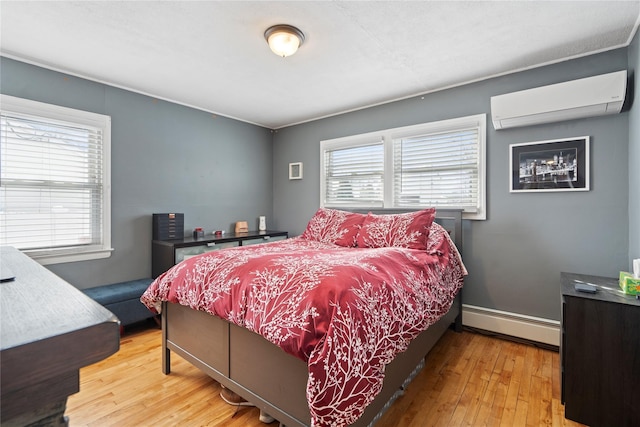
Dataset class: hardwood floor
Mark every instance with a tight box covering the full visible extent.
[66,323,584,427]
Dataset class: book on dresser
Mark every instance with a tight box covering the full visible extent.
[152,230,288,278]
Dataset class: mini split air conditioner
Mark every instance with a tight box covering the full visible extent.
[491,70,627,130]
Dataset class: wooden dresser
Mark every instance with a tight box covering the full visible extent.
[560,272,640,427]
[0,246,120,426]
[152,230,288,278]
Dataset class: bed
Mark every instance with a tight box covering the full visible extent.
[141,208,466,427]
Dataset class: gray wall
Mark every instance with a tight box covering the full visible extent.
[0,57,274,289]
[629,31,640,268]
[2,44,634,319]
[272,49,630,321]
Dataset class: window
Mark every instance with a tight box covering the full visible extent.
[322,137,385,208]
[1,95,112,264]
[320,114,486,219]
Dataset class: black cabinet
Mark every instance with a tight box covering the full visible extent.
[152,230,288,278]
[560,272,640,427]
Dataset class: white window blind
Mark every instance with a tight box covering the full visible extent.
[323,141,385,208]
[0,95,112,264]
[393,128,480,210]
[320,114,486,219]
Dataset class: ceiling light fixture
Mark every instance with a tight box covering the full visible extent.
[264,24,305,57]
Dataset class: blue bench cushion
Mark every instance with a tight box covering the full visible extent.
[84,278,153,305]
[83,278,154,326]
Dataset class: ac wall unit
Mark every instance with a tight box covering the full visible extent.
[491,70,627,130]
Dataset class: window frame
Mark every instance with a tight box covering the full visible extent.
[320,114,486,220]
[0,94,113,265]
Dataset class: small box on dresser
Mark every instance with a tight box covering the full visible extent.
[152,213,184,240]
[619,271,640,295]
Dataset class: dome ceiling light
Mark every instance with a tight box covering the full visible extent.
[264,24,305,57]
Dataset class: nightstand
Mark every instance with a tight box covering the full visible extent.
[560,272,640,426]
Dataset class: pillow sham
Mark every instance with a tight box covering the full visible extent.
[426,221,449,255]
[300,208,367,247]
[356,208,436,250]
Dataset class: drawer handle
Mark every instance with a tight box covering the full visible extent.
[263,236,270,240]
[207,242,216,247]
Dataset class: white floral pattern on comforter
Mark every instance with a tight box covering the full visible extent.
[141,224,466,427]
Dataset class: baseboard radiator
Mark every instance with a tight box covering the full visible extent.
[462,304,560,347]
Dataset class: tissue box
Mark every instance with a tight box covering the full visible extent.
[619,271,640,296]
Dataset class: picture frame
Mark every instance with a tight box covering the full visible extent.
[510,136,589,193]
[289,162,303,180]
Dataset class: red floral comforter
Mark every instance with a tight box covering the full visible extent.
[141,224,466,427]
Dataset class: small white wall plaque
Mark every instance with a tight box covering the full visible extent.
[289,162,303,180]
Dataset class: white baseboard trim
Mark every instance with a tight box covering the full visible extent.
[462,304,560,347]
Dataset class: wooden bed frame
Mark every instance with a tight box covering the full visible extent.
[161,210,464,427]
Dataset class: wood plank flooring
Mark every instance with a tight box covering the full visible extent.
[66,323,585,426]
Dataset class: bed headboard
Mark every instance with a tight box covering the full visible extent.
[432,209,463,257]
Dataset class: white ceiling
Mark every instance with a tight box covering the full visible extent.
[1,1,639,129]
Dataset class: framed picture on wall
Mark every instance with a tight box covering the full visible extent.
[510,136,590,192]
[289,162,303,180]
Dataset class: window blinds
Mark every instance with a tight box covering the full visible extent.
[323,141,385,207]
[0,113,104,252]
[320,114,485,218]
[393,128,480,210]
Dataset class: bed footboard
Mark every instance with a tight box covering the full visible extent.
[162,293,461,427]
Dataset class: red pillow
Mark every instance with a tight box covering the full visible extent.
[356,208,436,250]
[301,208,367,247]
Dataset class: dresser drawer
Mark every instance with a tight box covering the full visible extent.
[243,235,287,246]
[175,241,239,263]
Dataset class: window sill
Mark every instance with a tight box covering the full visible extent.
[26,248,114,266]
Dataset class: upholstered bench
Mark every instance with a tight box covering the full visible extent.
[83,278,155,327]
